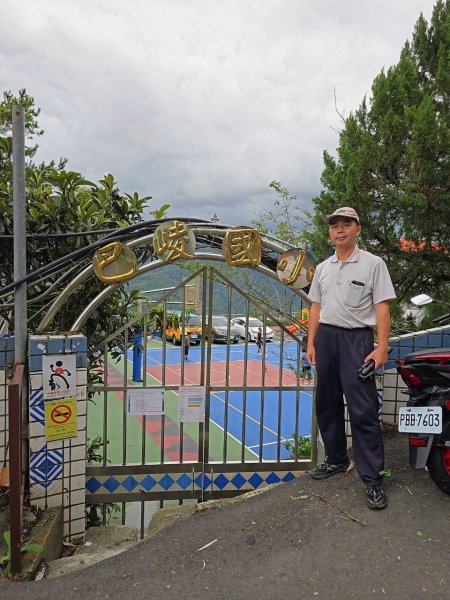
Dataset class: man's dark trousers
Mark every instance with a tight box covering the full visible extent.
[315,324,384,486]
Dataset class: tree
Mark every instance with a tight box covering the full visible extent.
[309,0,449,303]
[0,90,169,343]
[252,180,312,248]
[0,89,43,160]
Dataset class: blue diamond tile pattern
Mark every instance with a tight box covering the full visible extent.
[231,473,247,489]
[176,473,191,490]
[122,476,139,492]
[141,475,157,491]
[85,470,300,496]
[103,477,121,493]
[30,448,63,488]
[194,474,212,490]
[86,477,102,494]
[248,472,264,488]
[159,474,175,491]
[213,473,229,490]
[29,387,44,422]
[265,472,282,485]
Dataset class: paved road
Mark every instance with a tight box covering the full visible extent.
[1,431,449,599]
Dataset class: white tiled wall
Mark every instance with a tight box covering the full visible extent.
[28,335,88,541]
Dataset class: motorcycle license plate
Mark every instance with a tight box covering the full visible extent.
[398,406,442,434]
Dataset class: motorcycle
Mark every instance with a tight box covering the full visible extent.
[396,343,450,495]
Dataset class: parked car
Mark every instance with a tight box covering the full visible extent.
[230,317,274,342]
[166,311,202,345]
[206,316,241,344]
[285,323,300,335]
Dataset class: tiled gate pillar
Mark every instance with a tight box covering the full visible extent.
[28,335,88,540]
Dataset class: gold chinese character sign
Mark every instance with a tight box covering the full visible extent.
[276,248,315,290]
[153,220,196,262]
[93,242,138,284]
[223,228,262,267]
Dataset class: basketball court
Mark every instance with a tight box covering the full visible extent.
[87,338,314,463]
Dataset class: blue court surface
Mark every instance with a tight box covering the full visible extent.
[208,388,313,460]
[129,339,310,368]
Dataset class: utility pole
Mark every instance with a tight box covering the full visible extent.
[12,105,27,363]
[10,105,27,575]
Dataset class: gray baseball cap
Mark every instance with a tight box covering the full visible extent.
[326,207,360,224]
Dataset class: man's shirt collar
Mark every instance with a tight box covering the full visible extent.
[331,246,361,263]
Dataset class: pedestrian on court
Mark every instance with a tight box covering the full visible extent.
[300,343,312,380]
[184,332,191,361]
[256,327,263,355]
[131,324,143,382]
[306,207,396,510]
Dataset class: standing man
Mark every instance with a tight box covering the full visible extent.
[131,325,143,382]
[300,342,312,381]
[184,332,191,361]
[256,327,263,355]
[306,207,396,509]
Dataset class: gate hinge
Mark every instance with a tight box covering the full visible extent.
[6,363,14,380]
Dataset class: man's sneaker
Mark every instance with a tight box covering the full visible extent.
[366,485,388,509]
[309,459,350,480]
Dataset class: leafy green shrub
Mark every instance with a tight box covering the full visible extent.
[284,434,312,459]
[0,531,44,576]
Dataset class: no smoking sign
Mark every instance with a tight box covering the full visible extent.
[45,397,78,442]
[51,404,72,424]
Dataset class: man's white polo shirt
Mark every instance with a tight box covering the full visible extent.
[308,247,396,329]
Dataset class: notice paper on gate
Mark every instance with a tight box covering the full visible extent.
[127,389,165,416]
[178,386,206,422]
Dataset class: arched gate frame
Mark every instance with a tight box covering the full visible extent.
[35,219,316,533]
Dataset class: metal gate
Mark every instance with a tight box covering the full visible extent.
[85,266,316,534]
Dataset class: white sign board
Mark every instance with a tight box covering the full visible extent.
[178,386,206,422]
[127,389,165,416]
[43,354,77,400]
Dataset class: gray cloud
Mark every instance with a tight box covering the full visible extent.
[1,0,436,225]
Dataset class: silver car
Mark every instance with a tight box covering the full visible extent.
[230,317,274,342]
[207,316,241,343]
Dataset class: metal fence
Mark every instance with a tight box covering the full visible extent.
[85,267,316,537]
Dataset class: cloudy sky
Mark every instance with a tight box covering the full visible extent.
[1,0,437,226]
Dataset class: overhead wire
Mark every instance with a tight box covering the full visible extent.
[0,218,287,296]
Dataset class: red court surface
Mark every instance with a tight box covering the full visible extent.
[146,359,306,387]
[97,366,199,461]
